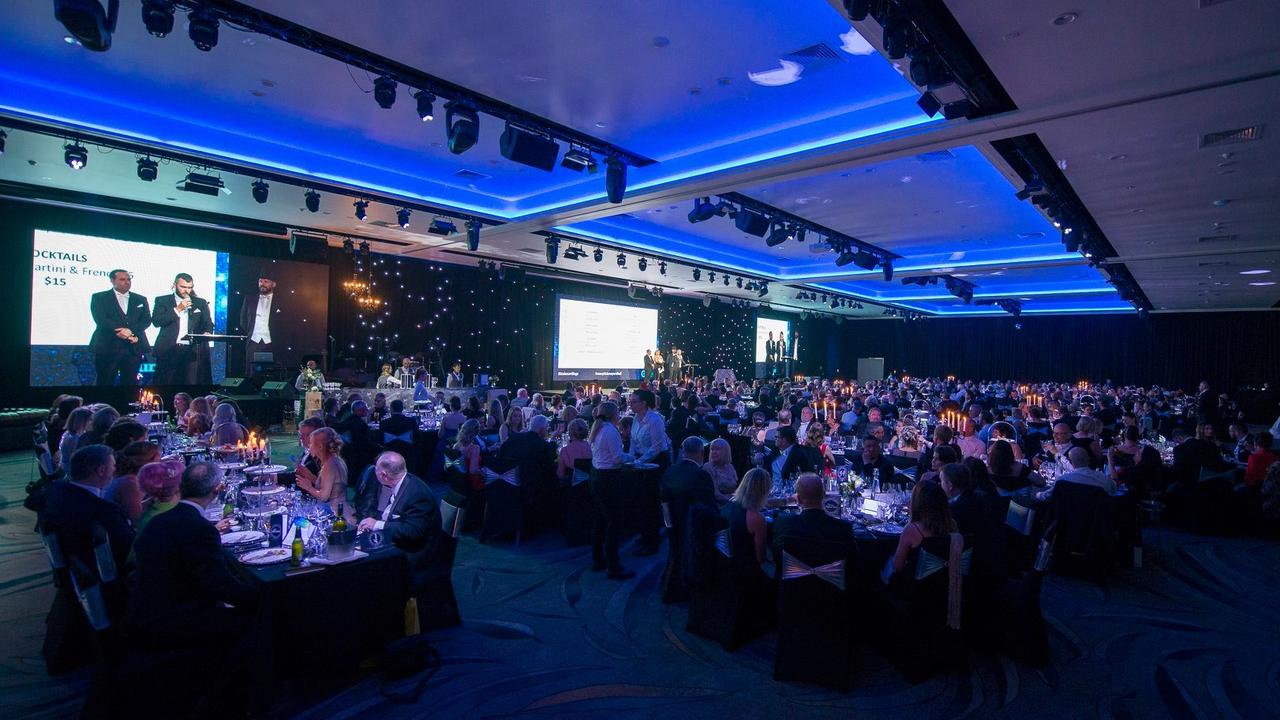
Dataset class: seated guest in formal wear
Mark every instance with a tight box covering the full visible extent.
[47,395,83,461]
[771,472,857,570]
[356,452,442,628]
[889,480,957,576]
[938,462,994,540]
[208,403,248,446]
[723,468,773,569]
[294,427,351,522]
[888,423,923,458]
[1172,423,1232,484]
[380,399,417,440]
[183,396,209,431]
[454,419,485,492]
[104,419,148,451]
[498,406,526,446]
[530,393,549,416]
[41,444,134,574]
[511,388,531,408]
[557,419,592,481]
[464,395,486,421]
[955,420,985,460]
[134,460,186,538]
[1043,447,1116,499]
[57,406,93,475]
[848,435,896,486]
[499,414,556,499]
[1244,433,1279,488]
[916,424,957,477]
[703,437,739,505]
[370,392,389,423]
[439,396,466,435]
[756,426,814,482]
[617,415,634,453]
[129,461,260,669]
[106,440,160,523]
[795,405,818,440]
[803,421,838,474]
[987,439,1043,495]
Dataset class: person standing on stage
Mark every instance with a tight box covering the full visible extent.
[151,273,213,385]
[446,362,465,388]
[764,331,778,379]
[652,349,665,381]
[776,333,788,379]
[643,349,655,382]
[89,268,151,387]
[669,347,684,381]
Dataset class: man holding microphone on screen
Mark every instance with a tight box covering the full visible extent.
[152,272,213,385]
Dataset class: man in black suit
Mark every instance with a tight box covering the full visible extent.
[847,435,896,487]
[88,268,151,387]
[764,331,778,378]
[379,399,418,441]
[129,462,261,645]
[357,452,443,627]
[151,272,214,385]
[756,426,815,482]
[770,473,858,565]
[236,269,289,376]
[41,444,134,575]
[659,436,717,603]
[499,414,556,515]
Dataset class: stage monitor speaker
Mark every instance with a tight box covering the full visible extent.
[220,377,257,393]
[260,381,296,399]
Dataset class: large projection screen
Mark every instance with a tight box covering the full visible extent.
[553,296,658,382]
[754,317,791,362]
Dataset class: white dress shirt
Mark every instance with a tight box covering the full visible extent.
[591,422,629,470]
[771,445,792,481]
[250,293,273,343]
[174,293,191,345]
[375,474,407,530]
[630,410,670,464]
[114,290,130,316]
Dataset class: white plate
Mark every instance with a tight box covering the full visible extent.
[241,485,286,496]
[239,547,292,566]
[221,530,265,546]
[219,461,248,471]
[244,464,289,475]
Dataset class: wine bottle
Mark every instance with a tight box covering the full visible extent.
[290,522,304,566]
[332,504,347,533]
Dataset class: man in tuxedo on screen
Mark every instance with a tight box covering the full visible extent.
[764,331,778,379]
[238,269,282,376]
[776,333,789,379]
[89,268,152,387]
[152,273,214,385]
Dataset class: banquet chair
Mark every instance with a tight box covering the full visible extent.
[382,428,416,470]
[561,458,594,546]
[418,492,466,631]
[685,504,772,651]
[887,534,970,680]
[1048,482,1115,579]
[774,536,855,691]
[995,531,1054,667]
[479,457,523,544]
[1004,499,1040,574]
[1189,468,1236,536]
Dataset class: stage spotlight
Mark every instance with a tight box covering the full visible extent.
[843,0,871,20]
[563,246,586,261]
[723,274,730,286]
[835,248,856,267]
[688,197,717,224]
[882,257,894,281]
[658,262,667,276]
[342,238,354,255]
[396,208,411,228]
[466,220,481,251]
[638,257,648,272]
[736,277,743,289]
[821,294,828,303]
[692,268,701,281]
[188,7,218,51]
[545,236,559,264]
[304,189,320,212]
[593,247,603,263]
[941,99,974,120]
[616,252,626,268]
[358,240,370,257]
[445,102,479,154]
[428,218,457,236]
[757,283,768,298]
[1063,228,1079,253]
[413,90,435,121]
[135,156,158,182]
[881,15,914,60]
[141,0,174,37]
[55,0,119,51]
[766,224,791,247]
[251,179,269,204]
[354,200,368,221]
[560,146,598,173]
[1015,177,1044,201]
[373,76,397,109]
[605,157,627,203]
[852,250,879,270]
[64,142,88,170]
[735,209,770,237]
[908,50,945,87]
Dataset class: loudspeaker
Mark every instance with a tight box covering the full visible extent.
[260,381,295,400]
[219,377,257,393]
[500,125,559,171]
[735,209,770,237]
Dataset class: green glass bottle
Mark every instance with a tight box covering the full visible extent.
[290,522,305,566]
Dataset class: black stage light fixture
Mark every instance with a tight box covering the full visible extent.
[561,145,597,173]
[638,257,648,272]
[135,156,158,181]
[251,179,269,203]
[342,238,354,255]
[908,50,944,87]
[593,247,603,263]
[917,92,941,118]
[658,261,667,276]
[563,246,586,261]
[736,277,743,288]
[766,224,791,247]
[757,283,768,298]
[445,102,479,154]
[941,99,974,120]
[918,80,970,119]
[688,196,717,224]
[708,272,716,283]
[64,142,88,170]
[735,209,770,237]
[835,247,856,267]
[373,76,397,109]
[692,268,701,281]
[396,208,412,228]
[843,0,871,21]
[616,252,627,268]
[428,218,457,236]
[358,240,370,257]
[1063,227,1079,253]
[852,249,879,270]
[465,220,481,251]
[141,0,174,37]
[304,189,320,212]
[55,0,119,52]
[821,294,828,303]
[545,236,559,264]
[882,257,894,281]
[605,157,627,203]
[500,123,560,171]
[0,130,7,155]
[1015,177,1044,201]
[881,15,914,60]
[723,274,730,286]
[188,7,218,51]
[178,171,228,196]
[354,200,368,221]
[413,90,435,121]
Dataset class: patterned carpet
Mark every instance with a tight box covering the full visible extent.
[4,446,1279,720]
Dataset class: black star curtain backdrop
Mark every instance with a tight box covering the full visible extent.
[327,251,758,389]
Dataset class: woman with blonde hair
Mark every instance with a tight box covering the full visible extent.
[803,421,838,474]
[295,426,351,521]
[723,468,772,567]
[452,419,484,491]
[702,437,738,505]
[499,406,526,446]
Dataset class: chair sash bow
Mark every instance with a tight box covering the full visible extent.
[780,551,845,590]
[571,468,591,486]
[384,431,414,444]
[443,456,466,474]
[914,533,970,630]
[482,467,520,486]
[714,528,733,558]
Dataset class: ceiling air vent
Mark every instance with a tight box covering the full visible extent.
[518,247,542,255]
[916,150,956,163]
[1199,0,1236,7]
[454,169,491,181]
[783,43,843,70]
[1198,234,1238,243]
[1197,261,1231,268]
[1199,125,1262,148]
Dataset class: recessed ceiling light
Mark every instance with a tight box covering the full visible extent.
[1053,11,1079,25]
[1212,199,1231,207]
[1249,281,1276,286]
[1109,154,1126,161]
[1240,269,1271,275]
[1131,208,1144,214]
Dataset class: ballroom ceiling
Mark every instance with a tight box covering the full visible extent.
[0,0,1277,317]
